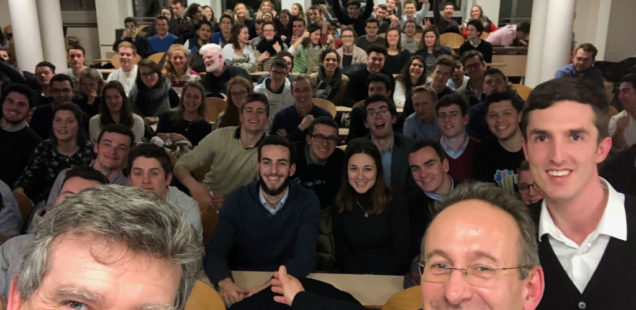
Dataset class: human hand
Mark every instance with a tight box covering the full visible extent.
[189,182,214,211]
[273,41,282,53]
[616,113,630,132]
[210,192,225,211]
[276,128,288,137]
[424,18,431,26]
[298,115,315,131]
[258,51,271,63]
[246,280,271,298]
[271,265,305,306]
[218,278,248,307]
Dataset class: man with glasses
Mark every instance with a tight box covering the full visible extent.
[255,58,295,118]
[269,183,545,310]
[270,75,332,143]
[517,160,543,205]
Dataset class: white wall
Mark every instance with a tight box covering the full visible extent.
[572,0,611,60]
[0,0,9,27]
[95,0,133,58]
[474,0,500,26]
[604,0,636,61]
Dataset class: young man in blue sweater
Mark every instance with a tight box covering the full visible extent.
[204,135,320,308]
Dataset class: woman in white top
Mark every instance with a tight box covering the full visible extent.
[89,80,145,143]
[393,55,426,108]
[222,24,257,72]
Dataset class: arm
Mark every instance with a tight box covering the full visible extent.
[331,0,349,25]
[609,113,629,150]
[284,193,320,278]
[13,143,47,200]
[0,61,25,84]
[173,136,216,209]
[361,0,374,21]
[393,81,406,108]
[0,184,21,239]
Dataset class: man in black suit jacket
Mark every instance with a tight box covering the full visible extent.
[522,77,636,310]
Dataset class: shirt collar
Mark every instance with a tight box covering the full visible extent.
[0,120,27,132]
[259,187,290,215]
[439,133,470,159]
[234,126,266,149]
[424,176,454,201]
[538,178,627,242]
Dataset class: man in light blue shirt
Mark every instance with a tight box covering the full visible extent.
[554,43,604,87]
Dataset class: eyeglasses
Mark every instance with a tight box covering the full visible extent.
[139,71,156,77]
[311,134,338,144]
[230,90,248,97]
[366,107,391,118]
[518,182,538,192]
[418,261,530,288]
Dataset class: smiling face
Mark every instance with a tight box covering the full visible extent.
[413,91,436,121]
[518,169,544,205]
[365,22,379,37]
[572,48,594,73]
[466,24,478,40]
[307,123,338,163]
[238,27,250,44]
[35,65,55,87]
[79,77,100,97]
[486,100,520,141]
[161,8,172,19]
[202,47,223,74]
[258,144,296,196]
[424,31,436,48]
[139,66,159,88]
[470,5,482,19]
[291,4,300,16]
[2,91,30,125]
[308,9,322,24]
[182,86,203,114]
[404,22,417,37]
[292,20,305,37]
[431,64,452,89]
[409,146,449,194]
[104,87,123,114]
[443,4,454,19]
[437,104,468,139]
[264,23,276,40]
[239,100,268,132]
[156,18,169,36]
[262,12,274,22]
[386,0,396,12]
[118,47,135,71]
[229,84,249,108]
[483,73,507,96]
[375,7,387,20]
[367,51,385,73]
[170,50,188,72]
[365,100,396,139]
[409,59,425,80]
[50,80,74,105]
[129,156,171,199]
[95,131,131,171]
[280,12,290,25]
[310,29,322,45]
[522,100,611,204]
[421,199,542,310]
[341,29,355,46]
[322,52,339,74]
[52,110,79,143]
[197,23,213,42]
[291,78,314,109]
[347,152,377,194]
[386,29,400,48]
[404,3,416,18]
[9,233,181,310]
[261,1,272,13]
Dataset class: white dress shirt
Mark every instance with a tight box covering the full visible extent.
[538,179,627,293]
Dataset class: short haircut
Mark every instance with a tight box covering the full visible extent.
[320,48,340,63]
[258,135,296,164]
[363,94,397,117]
[271,57,289,70]
[66,44,85,56]
[262,21,276,30]
[156,15,169,23]
[485,90,523,112]
[117,40,137,54]
[171,0,186,6]
[377,4,387,10]
[124,16,137,26]
[254,18,265,25]
[434,54,455,71]
[576,42,598,60]
[483,67,506,81]
[443,1,456,9]
[466,19,484,34]
[277,50,294,63]
[424,182,539,279]
[62,165,109,186]
[50,73,74,89]
[409,140,445,162]
[219,13,234,24]
[461,49,484,65]
[365,17,379,27]
[366,44,388,56]
[127,143,172,177]
[517,22,530,34]
[620,73,636,89]
[436,92,468,115]
[412,84,437,104]
[307,23,321,34]
[292,16,306,26]
[347,0,361,8]
[521,77,610,141]
[195,20,212,31]
[518,160,530,172]
[368,72,395,94]
[36,61,55,72]
[291,74,312,89]
[16,184,202,310]
[2,83,35,108]
[96,123,135,148]
[307,115,338,135]
[243,93,270,116]
[51,102,88,146]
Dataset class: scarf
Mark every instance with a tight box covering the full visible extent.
[315,66,342,100]
[257,36,284,55]
[134,77,171,117]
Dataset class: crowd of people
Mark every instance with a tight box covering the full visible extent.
[1,0,636,310]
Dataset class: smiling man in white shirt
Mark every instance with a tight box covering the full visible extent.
[521,77,636,310]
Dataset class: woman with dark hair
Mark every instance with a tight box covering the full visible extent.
[332,139,409,275]
[129,59,178,125]
[290,23,329,73]
[164,44,201,95]
[184,20,214,54]
[310,49,349,105]
[185,3,205,26]
[74,68,104,117]
[393,55,426,108]
[89,81,145,143]
[222,24,257,72]
[216,76,253,128]
[14,103,95,203]
[415,25,451,77]
[202,5,219,32]
[157,81,211,146]
[275,9,293,39]
[383,27,411,74]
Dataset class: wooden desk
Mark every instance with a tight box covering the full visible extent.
[231,271,404,308]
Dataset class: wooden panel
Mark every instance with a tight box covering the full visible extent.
[491,54,527,78]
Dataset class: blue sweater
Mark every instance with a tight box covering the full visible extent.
[204,181,320,285]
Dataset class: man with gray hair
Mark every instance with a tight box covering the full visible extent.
[270,182,545,310]
[5,184,202,310]
[199,43,250,98]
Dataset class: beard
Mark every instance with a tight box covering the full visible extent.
[205,60,221,73]
[258,174,291,196]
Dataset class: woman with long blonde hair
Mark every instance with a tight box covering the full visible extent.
[164,44,201,95]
